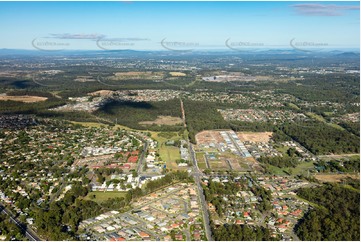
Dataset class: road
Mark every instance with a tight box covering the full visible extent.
[180,99,187,128]
[188,143,213,241]
[182,98,213,240]
[0,203,41,241]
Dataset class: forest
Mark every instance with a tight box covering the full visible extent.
[211,223,278,241]
[295,183,360,241]
[280,121,359,155]
[95,99,184,131]
[183,100,229,143]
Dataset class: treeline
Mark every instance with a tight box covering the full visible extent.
[6,89,55,98]
[295,183,360,241]
[280,121,359,155]
[143,171,193,194]
[339,121,360,136]
[183,100,229,143]
[212,224,278,241]
[0,99,66,115]
[259,156,300,168]
[315,156,360,173]
[95,99,183,131]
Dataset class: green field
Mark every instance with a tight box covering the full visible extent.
[288,103,301,110]
[85,191,127,203]
[265,161,315,176]
[290,161,315,175]
[196,152,207,169]
[151,131,183,170]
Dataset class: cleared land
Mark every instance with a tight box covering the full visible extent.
[169,72,186,77]
[110,71,163,80]
[237,131,273,143]
[196,130,228,145]
[0,95,48,103]
[139,115,183,126]
[88,90,114,96]
[315,173,359,183]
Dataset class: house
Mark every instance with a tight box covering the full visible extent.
[138,231,150,240]
[164,235,172,241]
[175,233,183,241]
[208,203,216,212]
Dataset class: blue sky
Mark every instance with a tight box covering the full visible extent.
[0,1,359,51]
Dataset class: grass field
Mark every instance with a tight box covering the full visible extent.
[265,161,314,176]
[288,103,301,110]
[275,145,290,156]
[196,152,207,169]
[290,161,314,174]
[150,131,183,170]
[85,191,127,203]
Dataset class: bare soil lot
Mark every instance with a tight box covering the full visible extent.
[237,132,273,143]
[139,116,183,126]
[0,95,48,103]
[315,173,359,183]
[111,71,164,80]
[169,72,186,77]
[88,90,115,96]
[195,130,229,145]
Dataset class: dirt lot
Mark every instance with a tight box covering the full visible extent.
[139,116,183,126]
[237,132,273,143]
[169,72,186,77]
[88,90,114,96]
[111,71,163,80]
[0,95,48,103]
[195,130,228,145]
[315,173,359,183]
[74,76,96,82]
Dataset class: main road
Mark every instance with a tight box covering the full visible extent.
[188,143,213,241]
[0,203,41,241]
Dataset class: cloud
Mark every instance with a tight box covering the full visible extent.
[99,37,150,42]
[47,34,149,42]
[49,33,106,40]
[292,4,359,16]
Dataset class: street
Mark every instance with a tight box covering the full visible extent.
[0,203,41,241]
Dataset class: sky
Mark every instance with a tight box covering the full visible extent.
[0,1,359,51]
